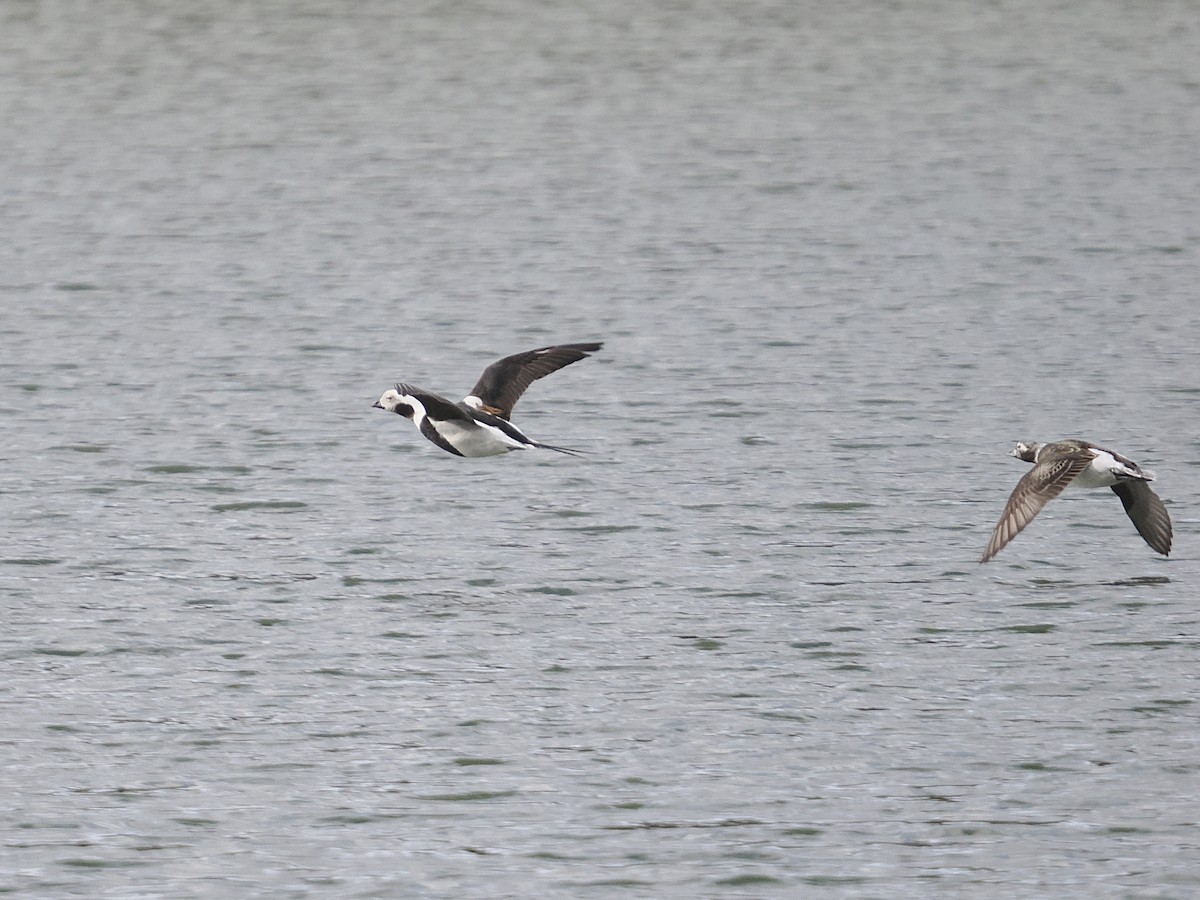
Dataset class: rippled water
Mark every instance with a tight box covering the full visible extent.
[3,1,1199,897]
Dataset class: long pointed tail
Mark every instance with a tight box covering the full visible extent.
[534,442,587,456]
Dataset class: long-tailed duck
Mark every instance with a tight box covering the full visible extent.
[980,439,1172,562]
[372,342,602,457]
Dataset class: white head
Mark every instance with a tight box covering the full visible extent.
[372,387,426,425]
[1010,441,1041,462]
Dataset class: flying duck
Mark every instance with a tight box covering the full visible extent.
[372,342,602,457]
[981,439,1172,562]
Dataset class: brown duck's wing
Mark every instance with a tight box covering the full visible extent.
[466,342,602,420]
[980,454,1092,562]
[1111,481,1172,556]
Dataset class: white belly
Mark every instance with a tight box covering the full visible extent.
[439,421,526,457]
[1070,451,1127,489]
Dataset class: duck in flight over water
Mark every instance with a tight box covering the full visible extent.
[980,439,1172,563]
[372,342,602,458]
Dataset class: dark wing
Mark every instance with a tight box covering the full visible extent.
[980,455,1092,562]
[397,384,474,424]
[465,342,602,420]
[1093,443,1145,474]
[1111,481,1172,556]
[392,384,472,456]
[415,419,462,456]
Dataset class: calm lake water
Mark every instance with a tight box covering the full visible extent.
[3,1,1199,897]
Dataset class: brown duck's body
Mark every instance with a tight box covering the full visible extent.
[981,440,1172,563]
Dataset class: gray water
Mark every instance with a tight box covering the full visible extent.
[3,1,1199,897]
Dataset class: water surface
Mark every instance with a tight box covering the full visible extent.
[2,2,1198,897]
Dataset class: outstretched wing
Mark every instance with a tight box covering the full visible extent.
[464,342,602,420]
[1111,481,1172,556]
[980,455,1092,562]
